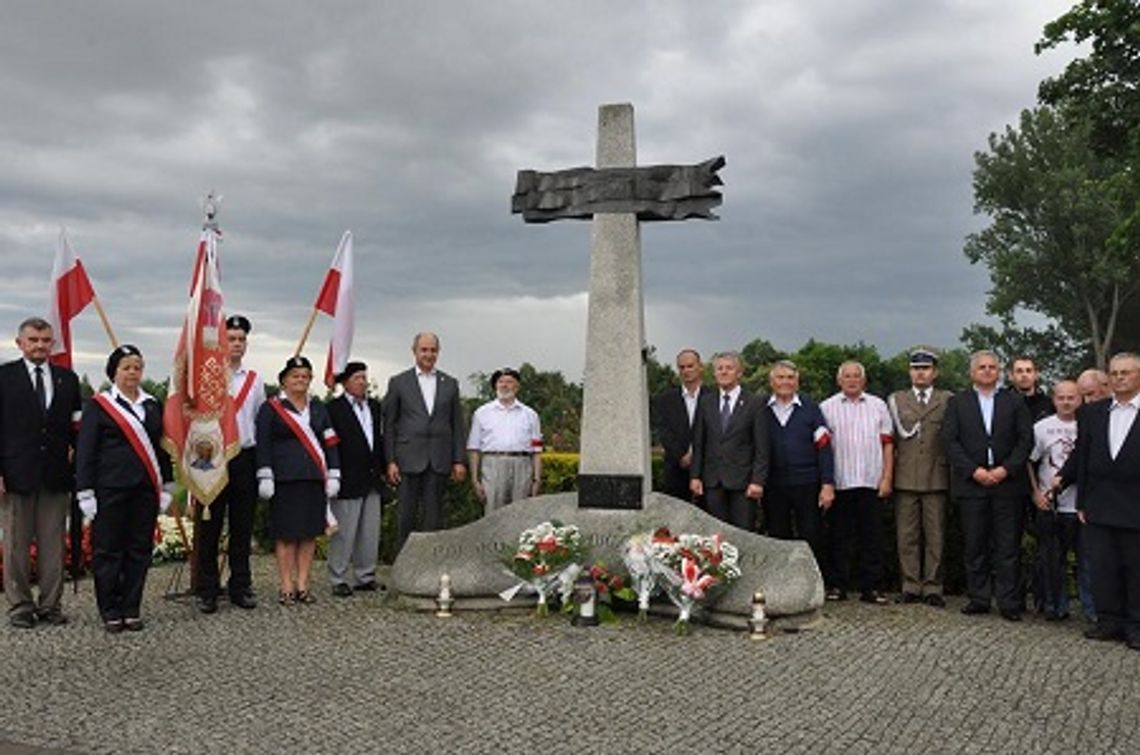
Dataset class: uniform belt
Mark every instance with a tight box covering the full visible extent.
[482,451,532,457]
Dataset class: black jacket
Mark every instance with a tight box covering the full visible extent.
[76,393,172,493]
[326,394,385,498]
[941,387,1033,498]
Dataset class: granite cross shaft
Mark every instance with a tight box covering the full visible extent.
[511,102,724,509]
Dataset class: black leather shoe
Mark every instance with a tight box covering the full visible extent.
[924,594,946,608]
[1084,624,1125,641]
[9,613,36,629]
[826,588,847,602]
[961,602,990,615]
[104,619,124,634]
[229,590,258,610]
[1126,636,1140,651]
[332,583,354,598]
[860,591,888,605]
[197,595,218,614]
[1000,609,1022,622]
[354,581,378,593]
[123,618,144,632]
[896,592,922,604]
[37,610,69,626]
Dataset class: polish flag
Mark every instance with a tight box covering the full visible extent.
[314,231,355,388]
[47,228,96,369]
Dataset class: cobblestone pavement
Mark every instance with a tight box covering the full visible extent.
[0,557,1136,755]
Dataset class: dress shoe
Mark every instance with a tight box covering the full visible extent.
[960,602,990,615]
[37,610,69,626]
[1083,624,1125,641]
[825,588,847,602]
[354,581,378,593]
[1126,636,1140,652]
[1000,609,1023,622]
[860,591,888,605]
[924,594,946,608]
[196,595,218,614]
[123,618,145,632]
[896,592,922,605]
[1045,611,1069,622]
[9,613,36,629]
[229,590,258,610]
[104,619,124,634]
[332,583,354,598]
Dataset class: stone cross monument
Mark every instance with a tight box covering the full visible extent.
[512,103,724,509]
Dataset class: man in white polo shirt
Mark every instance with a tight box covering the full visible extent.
[820,360,894,604]
[467,367,542,513]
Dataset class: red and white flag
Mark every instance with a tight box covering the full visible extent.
[161,229,240,511]
[47,228,96,369]
[314,231,355,388]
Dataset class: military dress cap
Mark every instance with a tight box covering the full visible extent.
[105,344,143,379]
[278,354,313,382]
[490,367,522,387]
[225,315,252,333]
[336,361,368,383]
[909,348,938,367]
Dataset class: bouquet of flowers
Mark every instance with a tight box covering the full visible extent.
[152,515,194,564]
[562,562,635,623]
[622,531,673,620]
[631,527,742,634]
[500,520,588,616]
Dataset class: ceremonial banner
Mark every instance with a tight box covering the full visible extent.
[162,229,240,512]
[314,231,355,388]
[47,228,96,369]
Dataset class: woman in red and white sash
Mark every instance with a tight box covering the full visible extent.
[76,345,174,633]
[256,356,340,606]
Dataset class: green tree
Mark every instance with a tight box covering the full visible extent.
[965,106,1136,368]
[959,320,1087,382]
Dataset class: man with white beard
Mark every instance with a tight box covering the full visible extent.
[467,367,543,512]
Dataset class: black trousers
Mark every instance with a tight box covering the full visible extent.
[828,487,885,594]
[92,484,157,621]
[396,471,445,555]
[660,462,699,507]
[765,483,826,577]
[1036,511,1081,614]
[196,448,257,598]
[1085,522,1140,641]
[957,494,1024,612]
[704,486,755,532]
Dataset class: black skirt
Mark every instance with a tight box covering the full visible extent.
[270,480,325,541]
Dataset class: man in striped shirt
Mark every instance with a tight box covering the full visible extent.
[820,360,894,603]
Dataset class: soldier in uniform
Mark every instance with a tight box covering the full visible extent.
[888,349,952,607]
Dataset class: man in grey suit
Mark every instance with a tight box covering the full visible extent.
[689,351,769,531]
[383,332,467,554]
[889,348,952,607]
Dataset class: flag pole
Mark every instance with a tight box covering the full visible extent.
[294,306,320,357]
[91,294,120,349]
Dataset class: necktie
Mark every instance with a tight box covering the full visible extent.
[918,389,927,405]
[720,394,732,431]
[34,366,46,413]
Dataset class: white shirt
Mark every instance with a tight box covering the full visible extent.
[719,385,741,416]
[1108,394,1140,460]
[111,384,152,420]
[349,395,374,450]
[417,369,437,416]
[231,366,265,449]
[467,399,542,453]
[766,394,802,427]
[23,358,53,409]
[1030,415,1078,513]
[681,385,701,426]
[975,387,997,465]
[820,391,893,490]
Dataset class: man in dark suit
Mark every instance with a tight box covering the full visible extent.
[0,317,83,628]
[651,348,712,503]
[689,351,769,531]
[1056,352,1140,650]
[383,332,466,554]
[941,350,1034,621]
[326,361,385,596]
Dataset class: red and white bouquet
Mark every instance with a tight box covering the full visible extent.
[630,527,742,634]
[500,520,587,616]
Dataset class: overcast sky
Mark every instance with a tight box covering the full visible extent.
[0,1,1078,393]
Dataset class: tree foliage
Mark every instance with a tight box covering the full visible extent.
[965,106,1137,367]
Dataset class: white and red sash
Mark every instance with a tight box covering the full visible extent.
[94,392,162,503]
[233,369,258,410]
[267,397,328,479]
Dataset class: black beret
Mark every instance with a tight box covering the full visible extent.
[490,367,522,387]
[278,355,313,383]
[225,315,251,333]
[105,344,143,380]
[336,361,368,384]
